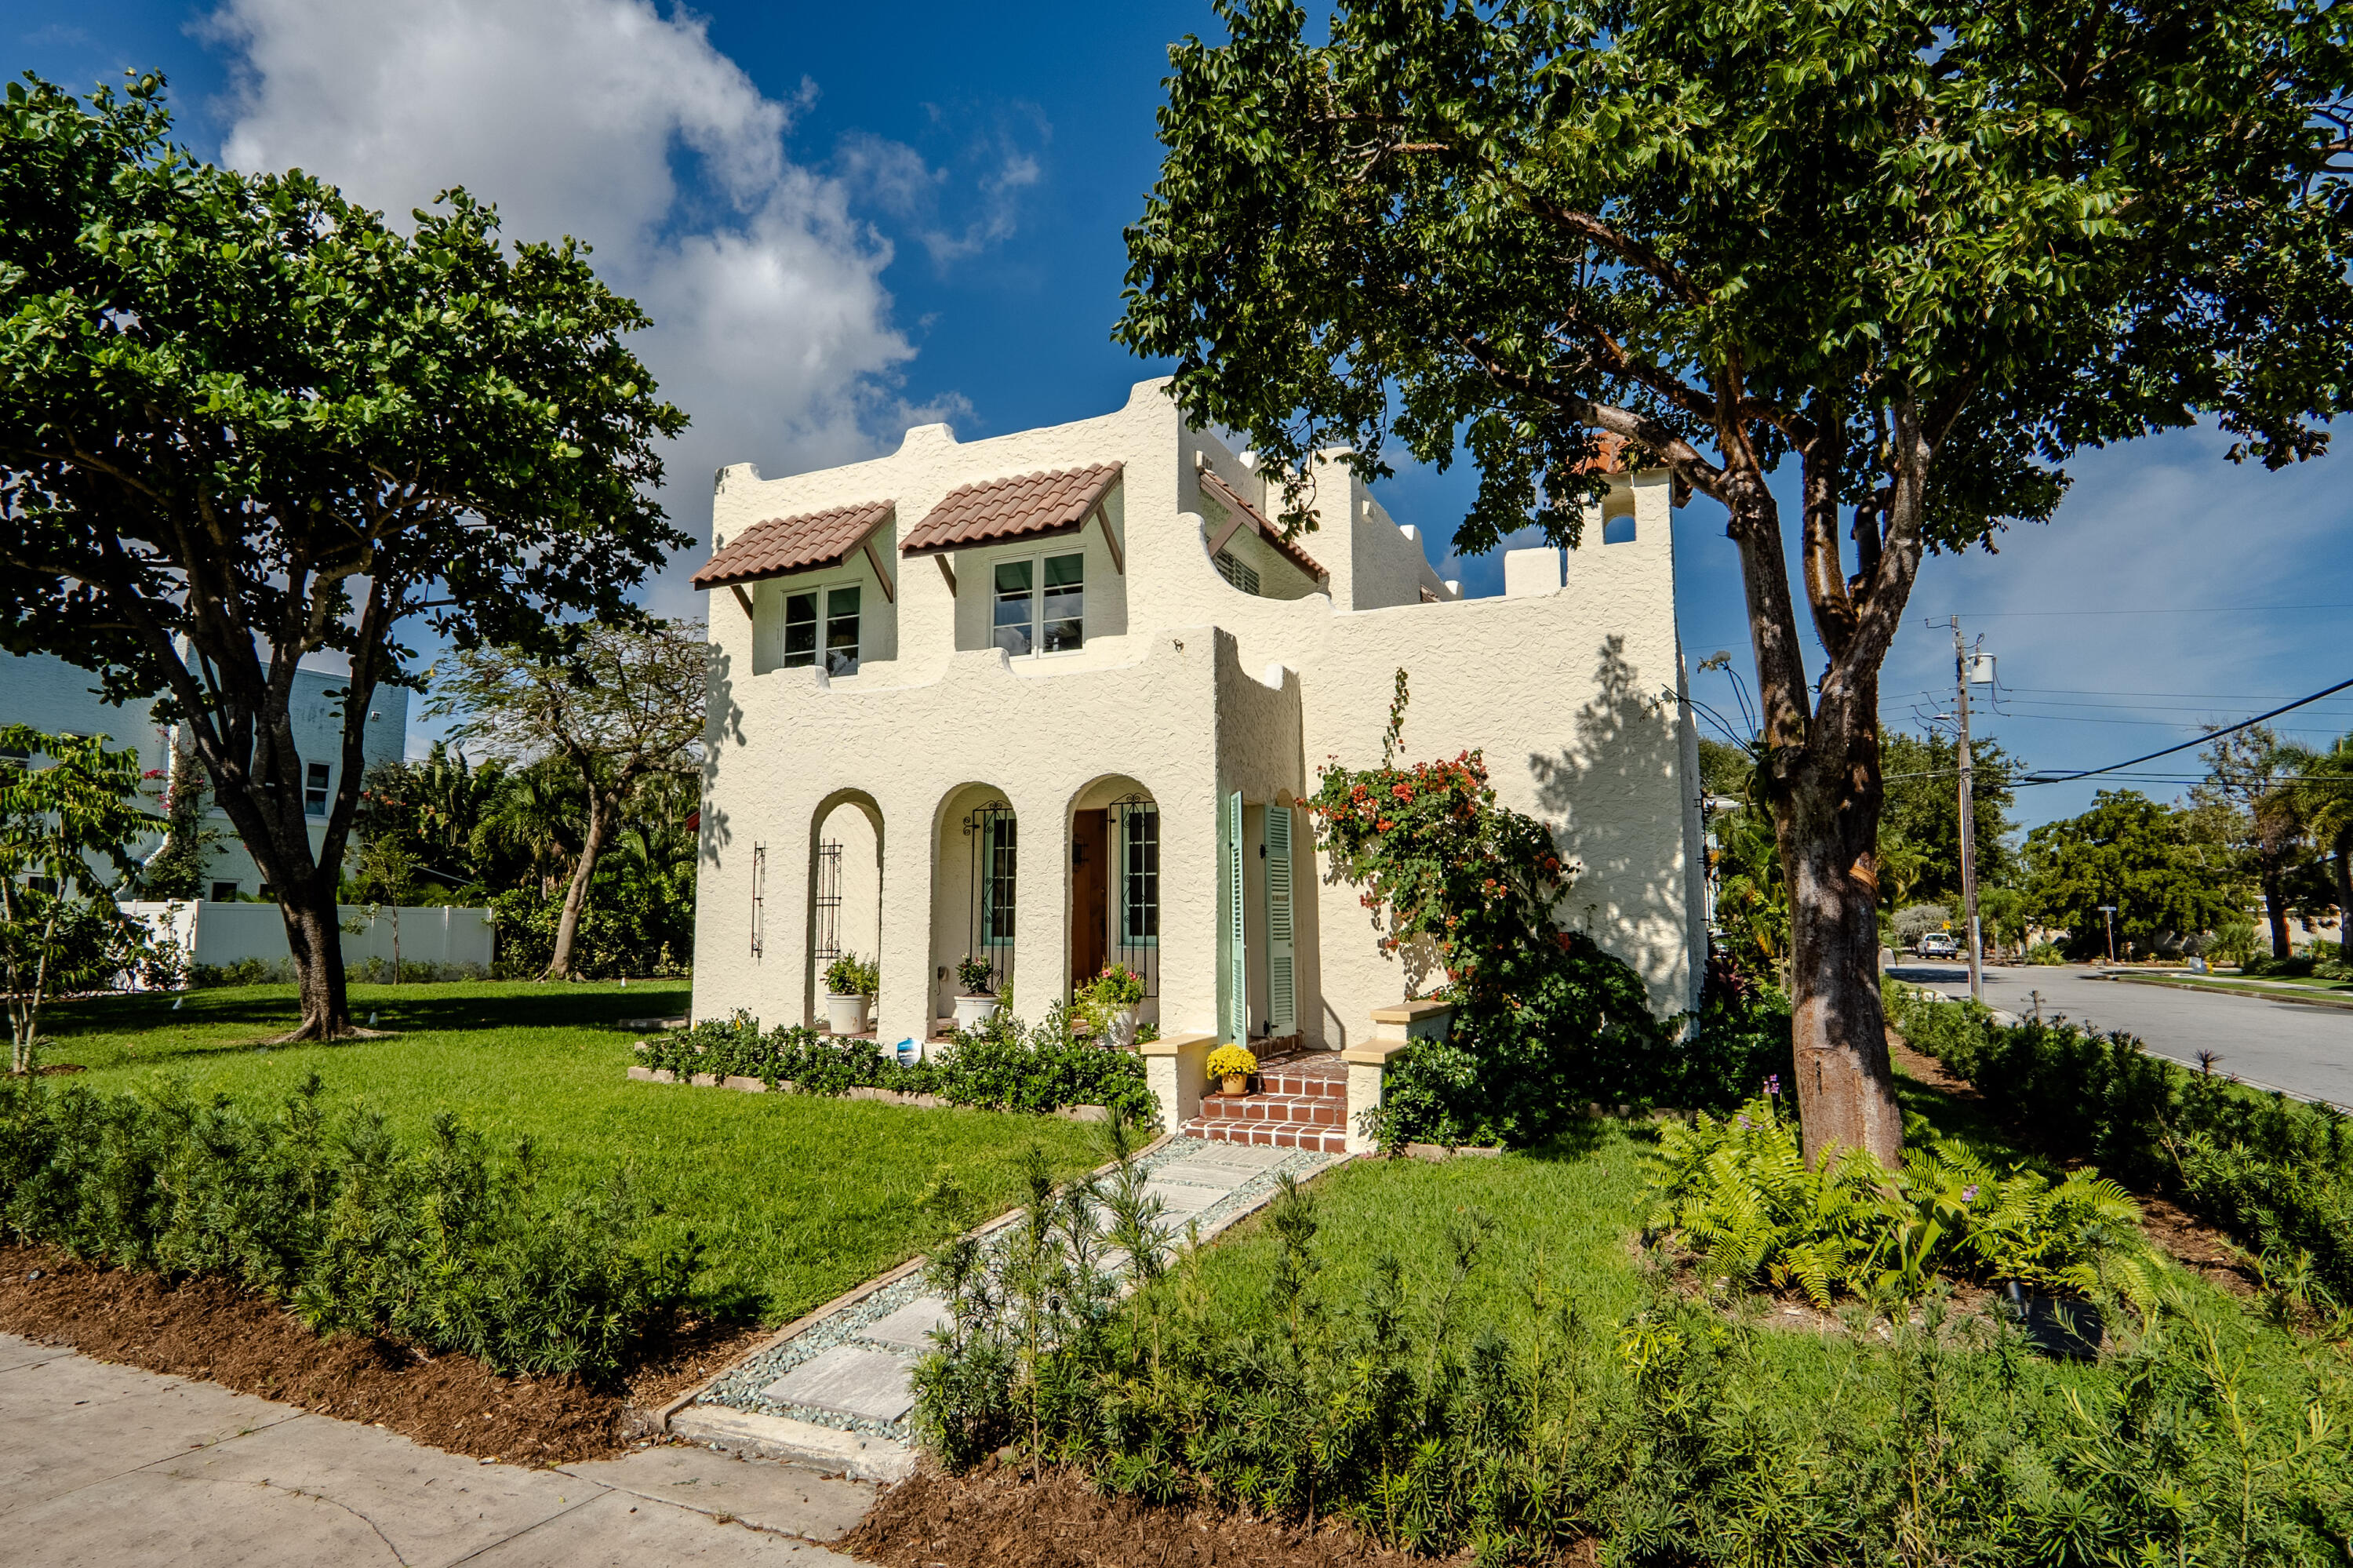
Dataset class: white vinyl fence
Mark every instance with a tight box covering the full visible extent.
[122,900,496,982]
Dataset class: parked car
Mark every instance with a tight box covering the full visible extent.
[1916,933,1959,960]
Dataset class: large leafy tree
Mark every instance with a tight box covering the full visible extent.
[1116,0,2353,1159]
[0,76,689,1039]
[430,619,707,980]
[1879,733,2017,911]
[2023,790,2244,959]
[2193,726,2314,959]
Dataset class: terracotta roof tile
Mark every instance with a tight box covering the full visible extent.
[1578,432,1630,475]
[693,501,894,589]
[900,464,1122,556]
[1198,467,1326,581]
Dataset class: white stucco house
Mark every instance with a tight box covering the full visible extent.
[688,378,1708,1107]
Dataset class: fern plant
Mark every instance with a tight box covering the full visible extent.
[1648,1092,2151,1304]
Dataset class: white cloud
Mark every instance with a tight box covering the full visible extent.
[202,0,957,612]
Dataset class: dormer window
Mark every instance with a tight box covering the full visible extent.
[1213,550,1260,595]
[992,552,1085,657]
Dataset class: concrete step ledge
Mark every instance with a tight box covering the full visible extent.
[669,1404,917,1484]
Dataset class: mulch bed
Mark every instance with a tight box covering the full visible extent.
[842,1457,1531,1568]
[1889,1037,2257,1296]
[0,1242,766,1464]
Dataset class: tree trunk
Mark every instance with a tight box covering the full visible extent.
[2333,837,2351,964]
[2262,870,2291,960]
[546,794,613,980]
[278,890,353,1040]
[1777,755,1905,1166]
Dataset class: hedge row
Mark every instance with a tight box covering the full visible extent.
[1885,981,2353,1301]
[639,1004,1155,1126]
[0,1073,692,1379]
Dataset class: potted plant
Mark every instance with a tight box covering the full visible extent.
[824,952,878,1035]
[1080,962,1147,1051]
[952,954,999,1031]
[1206,1043,1257,1096]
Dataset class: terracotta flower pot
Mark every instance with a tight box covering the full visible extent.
[1220,1072,1248,1095]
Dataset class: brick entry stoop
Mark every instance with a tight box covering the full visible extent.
[1180,1051,1350,1152]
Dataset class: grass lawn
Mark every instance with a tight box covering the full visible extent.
[1162,1061,2331,1421]
[2158,972,2353,1000]
[34,981,1106,1324]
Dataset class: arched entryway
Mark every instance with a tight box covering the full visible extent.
[806,790,882,1026]
[931,783,1016,1032]
[1067,775,1159,1028]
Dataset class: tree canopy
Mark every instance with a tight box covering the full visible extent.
[430,619,708,980]
[2023,790,2242,959]
[0,75,689,1035]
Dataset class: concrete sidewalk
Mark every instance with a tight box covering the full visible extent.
[0,1333,874,1566]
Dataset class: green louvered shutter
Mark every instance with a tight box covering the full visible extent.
[1265,805,1295,1035]
[1226,791,1247,1042]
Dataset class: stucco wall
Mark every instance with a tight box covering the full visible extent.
[692,378,1703,1050]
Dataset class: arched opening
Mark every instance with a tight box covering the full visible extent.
[1602,513,1638,545]
[931,783,1016,1032]
[806,790,882,1026]
[1067,775,1160,1029]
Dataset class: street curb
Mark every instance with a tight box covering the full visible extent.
[2099,973,2353,1013]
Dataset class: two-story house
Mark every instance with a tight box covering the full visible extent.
[689,378,1707,1073]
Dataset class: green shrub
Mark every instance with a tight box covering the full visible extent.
[487,879,689,980]
[2205,918,2260,966]
[189,957,285,988]
[2240,953,2318,979]
[2023,940,2068,966]
[1649,1093,2149,1304]
[1887,981,2353,1302]
[1307,678,1787,1147]
[645,1006,1153,1123]
[913,1160,2353,1563]
[0,1072,691,1379]
[930,1004,1155,1123]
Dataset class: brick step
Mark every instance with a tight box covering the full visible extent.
[1198,1091,1344,1129]
[1258,1069,1345,1100]
[1181,1116,1347,1154]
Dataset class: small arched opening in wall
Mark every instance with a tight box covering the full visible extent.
[1602,512,1638,545]
[806,789,882,1026]
[1065,774,1160,1033]
[932,782,1017,1032]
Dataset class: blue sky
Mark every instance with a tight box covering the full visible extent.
[16,0,2353,829]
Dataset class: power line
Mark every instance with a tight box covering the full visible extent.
[2020,674,2353,786]
[1927,602,2353,618]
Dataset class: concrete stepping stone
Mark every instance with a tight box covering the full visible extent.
[1147,1161,1257,1190]
[858,1296,951,1352]
[758,1347,918,1424]
[1140,1181,1225,1215]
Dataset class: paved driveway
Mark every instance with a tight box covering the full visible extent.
[0,1334,871,1567]
[1890,962,2352,1109]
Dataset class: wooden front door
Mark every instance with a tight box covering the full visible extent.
[1071,809,1108,988]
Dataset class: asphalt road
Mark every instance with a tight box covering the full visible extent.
[1887,962,2352,1110]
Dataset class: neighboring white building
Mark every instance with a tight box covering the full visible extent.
[1,649,409,901]
[688,378,1707,1059]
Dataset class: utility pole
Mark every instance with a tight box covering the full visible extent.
[2099,904,2118,966]
[1950,618,1984,1005]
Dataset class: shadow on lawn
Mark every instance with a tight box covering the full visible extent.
[43,982,693,1060]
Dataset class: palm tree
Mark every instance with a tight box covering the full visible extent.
[2281,736,2353,964]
